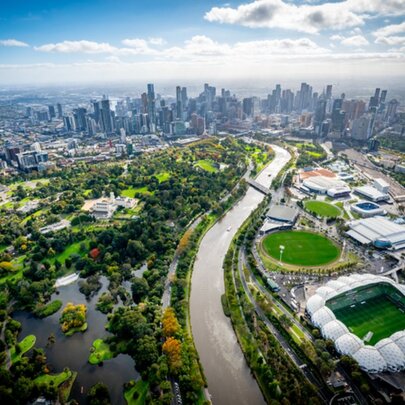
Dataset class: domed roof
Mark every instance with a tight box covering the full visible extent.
[326,280,346,290]
[316,286,335,299]
[375,339,405,372]
[338,276,356,285]
[335,333,363,355]
[306,294,325,316]
[321,320,349,341]
[312,307,335,328]
[353,346,387,373]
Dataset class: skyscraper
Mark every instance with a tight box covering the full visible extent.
[56,103,63,118]
[147,83,156,127]
[176,85,182,119]
[100,98,113,134]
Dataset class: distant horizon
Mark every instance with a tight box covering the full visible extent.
[1,1,404,86]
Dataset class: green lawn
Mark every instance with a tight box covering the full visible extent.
[89,339,114,364]
[35,300,63,318]
[195,160,218,173]
[121,186,152,198]
[49,241,87,264]
[331,295,405,345]
[262,231,340,266]
[124,380,149,405]
[34,370,72,388]
[304,200,341,218]
[10,334,36,364]
[59,371,77,403]
[64,322,88,336]
[156,172,170,183]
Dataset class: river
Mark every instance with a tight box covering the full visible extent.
[190,145,291,405]
[14,275,138,404]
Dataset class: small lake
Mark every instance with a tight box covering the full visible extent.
[13,275,138,405]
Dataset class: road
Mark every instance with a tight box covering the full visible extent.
[238,249,331,403]
[190,145,291,405]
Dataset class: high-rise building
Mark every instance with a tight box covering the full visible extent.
[326,85,333,99]
[242,98,254,118]
[351,115,373,140]
[56,103,63,118]
[385,99,399,123]
[331,98,345,133]
[176,85,182,119]
[48,105,56,120]
[313,98,327,136]
[147,83,156,127]
[100,98,113,134]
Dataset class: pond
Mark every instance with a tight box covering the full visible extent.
[13,275,138,404]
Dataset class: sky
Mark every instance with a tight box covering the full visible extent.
[0,0,405,86]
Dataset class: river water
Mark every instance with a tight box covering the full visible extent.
[190,145,291,405]
[14,275,138,404]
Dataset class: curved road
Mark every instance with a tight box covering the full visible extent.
[190,145,291,405]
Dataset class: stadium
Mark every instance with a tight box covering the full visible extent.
[306,274,405,373]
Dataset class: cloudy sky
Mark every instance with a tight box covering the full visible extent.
[0,0,404,86]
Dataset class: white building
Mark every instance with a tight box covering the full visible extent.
[347,216,405,250]
[306,274,405,373]
[374,178,389,194]
[354,185,389,202]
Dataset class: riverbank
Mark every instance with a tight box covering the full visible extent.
[190,145,291,405]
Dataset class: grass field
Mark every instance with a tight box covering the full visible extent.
[49,241,87,264]
[195,159,218,173]
[89,339,114,365]
[10,334,36,364]
[331,295,405,345]
[262,231,340,266]
[121,186,152,198]
[304,200,341,218]
[124,380,149,405]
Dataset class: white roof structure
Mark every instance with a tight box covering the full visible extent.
[306,273,405,373]
[353,346,387,373]
[303,176,347,194]
[347,217,405,250]
[354,185,389,202]
[322,320,349,341]
[335,334,363,355]
[375,339,405,372]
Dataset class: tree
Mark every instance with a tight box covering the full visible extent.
[162,337,182,374]
[162,307,180,337]
[131,277,149,304]
[87,382,111,405]
[126,240,146,260]
[133,335,159,371]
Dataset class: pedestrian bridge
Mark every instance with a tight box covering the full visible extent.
[246,178,271,195]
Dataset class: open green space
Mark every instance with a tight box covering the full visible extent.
[10,334,36,364]
[124,380,149,405]
[194,160,218,173]
[59,371,77,403]
[331,295,405,345]
[49,241,88,264]
[34,300,62,318]
[121,186,152,198]
[89,339,114,364]
[34,369,72,388]
[262,231,340,266]
[156,172,170,183]
[304,200,341,218]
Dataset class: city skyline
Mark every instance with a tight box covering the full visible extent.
[1,0,405,85]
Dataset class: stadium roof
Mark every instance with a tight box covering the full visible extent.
[354,185,389,201]
[347,217,405,250]
[266,204,298,223]
[306,273,405,373]
[302,176,347,193]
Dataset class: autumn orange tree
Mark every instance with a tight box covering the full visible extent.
[162,307,181,337]
[162,337,182,374]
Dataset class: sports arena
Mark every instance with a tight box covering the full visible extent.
[306,274,405,373]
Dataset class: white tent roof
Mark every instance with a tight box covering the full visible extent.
[335,333,363,355]
[353,346,387,373]
[321,320,349,341]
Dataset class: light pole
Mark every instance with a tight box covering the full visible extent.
[279,244,285,266]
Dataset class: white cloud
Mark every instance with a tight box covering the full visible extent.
[204,0,405,33]
[35,40,116,53]
[375,35,405,46]
[330,34,369,47]
[148,37,166,45]
[341,35,369,46]
[0,39,29,47]
[374,22,405,38]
